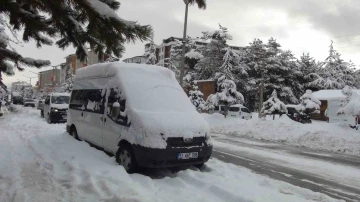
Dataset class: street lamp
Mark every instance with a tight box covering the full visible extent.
[23,75,37,86]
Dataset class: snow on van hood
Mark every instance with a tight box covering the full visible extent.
[128,109,210,148]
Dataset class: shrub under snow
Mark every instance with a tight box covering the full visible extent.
[261,90,287,115]
[188,83,205,111]
[337,86,360,116]
[298,90,321,114]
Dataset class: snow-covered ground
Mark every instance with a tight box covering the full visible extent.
[203,113,360,156]
[0,107,342,202]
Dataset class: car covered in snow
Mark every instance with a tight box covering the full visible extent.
[228,104,252,119]
[44,93,70,123]
[66,62,213,173]
[23,99,36,107]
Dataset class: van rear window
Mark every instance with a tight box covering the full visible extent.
[241,108,250,113]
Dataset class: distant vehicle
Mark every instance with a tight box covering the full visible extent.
[228,104,252,119]
[66,62,212,173]
[12,96,23,105]
[43,93,70,123]
[23,99,36,107]
[286,105,311,124]
[37,99,45,118]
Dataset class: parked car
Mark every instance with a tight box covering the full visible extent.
[228,104,252,119]
[37,99,45,118]
[286,105,311,124]
[12,96,23,105]
[66,62,213,173]
[43,93,70,123]
[23,99,36,107]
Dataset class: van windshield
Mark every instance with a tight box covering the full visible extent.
[241,108,250,113]
[229,107,240,112]
[51,96,70,104]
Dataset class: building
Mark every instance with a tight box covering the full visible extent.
[124,36,243,66]
[312,89,360,121]
[123,55,147,64]
[37,69,61,90]
[11,81,31,92]
[65,50,108,75]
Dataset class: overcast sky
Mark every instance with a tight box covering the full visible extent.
[4,0,360,86]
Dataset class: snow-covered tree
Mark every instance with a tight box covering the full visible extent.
[62,68,75,93]
[307,41,356,90]
[207,76,244,117]
[261,90,287,116]
[188,82,205,111]
[146,40,157,65]
[103,56,120,63]
[298,90,321,115]
[1,1,152,89]
[337,93,360,116]
[195,25,232,79]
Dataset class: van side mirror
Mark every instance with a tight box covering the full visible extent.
[112,102,120,119]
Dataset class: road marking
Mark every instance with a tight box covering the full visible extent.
[213,149,257,163]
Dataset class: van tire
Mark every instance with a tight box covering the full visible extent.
[194,163,204,169]
[40,110,44,118]
[242,116,244,119]
[71,126,80,140]
[116,145,138,174]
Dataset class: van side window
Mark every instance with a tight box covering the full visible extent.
[107,88,130,127]
[70,90,86,110]
[86,89,106,114]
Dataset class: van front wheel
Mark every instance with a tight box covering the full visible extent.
[116,145,138,173]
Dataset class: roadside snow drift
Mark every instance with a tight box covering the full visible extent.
[0,108,341,202]
[204,113,360,156]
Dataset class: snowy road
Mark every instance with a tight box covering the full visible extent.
[212,134,360,201]
[0,107,348,202]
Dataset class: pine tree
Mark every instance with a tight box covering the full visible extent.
[195,24,232,80]
[146,40,157,65]
[1,0,152,89]
[188,82,205,111]
[261,90,287,117]
[207,76,244,117]
[298,90,321,115]
[337,86,360,116]
[307,41,356,90]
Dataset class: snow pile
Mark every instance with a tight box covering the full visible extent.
[261,90,287,115]
[299,90,321,114]
[203,113,360,156]
[337,88,360,116]
[0,108,342,202]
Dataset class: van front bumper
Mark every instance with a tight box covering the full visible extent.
[132,144,213,168]
[49,111,67,122]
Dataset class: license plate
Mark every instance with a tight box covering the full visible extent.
[177,152,198,160]
[231,115,236,117]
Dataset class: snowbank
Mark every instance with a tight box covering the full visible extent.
[0,107,341,202]
[203,113,360,156]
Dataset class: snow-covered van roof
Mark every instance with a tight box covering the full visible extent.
[312,90,360,100]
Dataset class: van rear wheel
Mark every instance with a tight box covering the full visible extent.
[116,145,138,173]
[71,127,80,140]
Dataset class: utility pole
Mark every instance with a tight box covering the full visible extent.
[179,1,189,86]
[23,75,36,86]
[258,70,264,118]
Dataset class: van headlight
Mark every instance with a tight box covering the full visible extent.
[51,108,58,112]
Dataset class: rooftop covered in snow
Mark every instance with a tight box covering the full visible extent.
[313,89,360,100]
